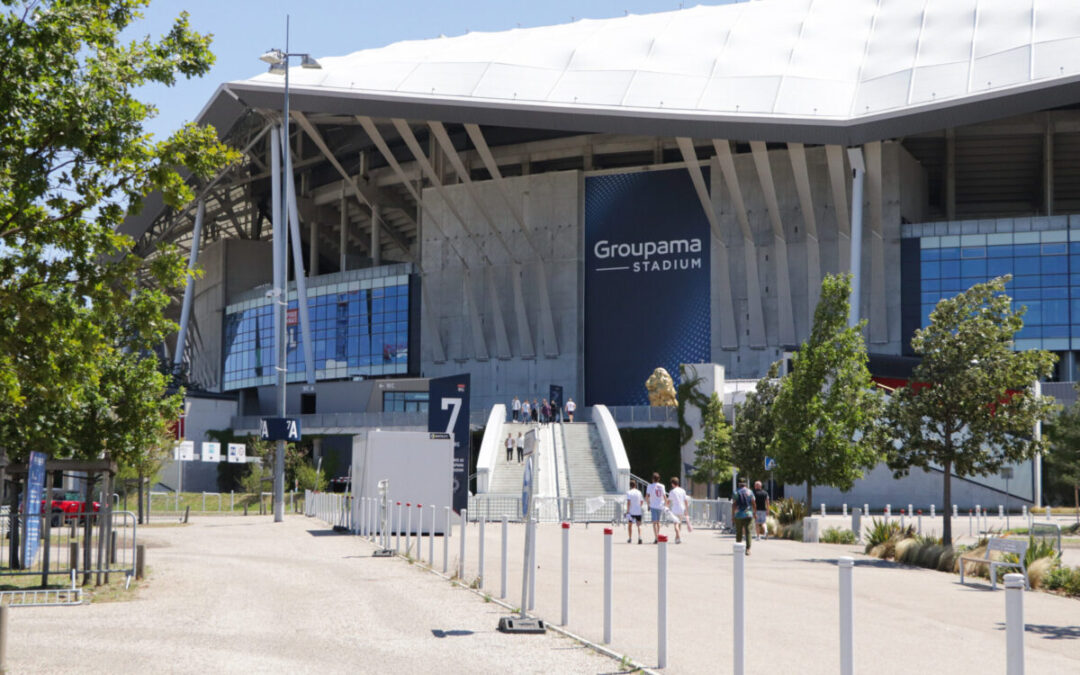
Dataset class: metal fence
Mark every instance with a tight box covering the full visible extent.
[0,510,137,588]
[306,491,352,530]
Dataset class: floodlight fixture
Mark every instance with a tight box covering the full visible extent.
[300,54,322,69]
[259,48,285,65]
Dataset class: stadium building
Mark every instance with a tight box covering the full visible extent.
[129,0,1080,507]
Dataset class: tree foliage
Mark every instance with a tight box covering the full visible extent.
[731,360,781,480]
[768,274,884,508]
[0,1,237,467]
[884,275,1058,544]
[1046,389,1080,516]
[691,392,733,486]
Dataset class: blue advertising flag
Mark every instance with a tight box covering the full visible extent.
[428,374,471,513]
[584,168,711,405]
[23,451,47,566]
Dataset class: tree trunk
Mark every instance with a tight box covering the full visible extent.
[137,472,144,525]
[942,460,953,546]
[1074,483,1078,525]
[806,482,813,516]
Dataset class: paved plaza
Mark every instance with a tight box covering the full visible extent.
[6,513,1079,673]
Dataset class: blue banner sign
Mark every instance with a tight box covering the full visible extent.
[428,374,471,513]
[584,168,712,405]
[24,451,46,566]
[260,417,302,441]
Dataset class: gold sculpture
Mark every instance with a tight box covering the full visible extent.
[646,367,678,407]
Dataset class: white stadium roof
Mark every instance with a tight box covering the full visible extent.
[212,0,1080,145]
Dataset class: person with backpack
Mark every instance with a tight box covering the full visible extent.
[733,477,756,555]
[647,472,667,544]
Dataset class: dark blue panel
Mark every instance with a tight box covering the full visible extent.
[585,169,711,405]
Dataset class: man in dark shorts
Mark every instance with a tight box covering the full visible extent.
[626,480,645,544]
[753,480,770,540]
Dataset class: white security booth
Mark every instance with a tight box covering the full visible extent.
[351,430,454,535]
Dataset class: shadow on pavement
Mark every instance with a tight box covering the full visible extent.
[431,629,474,638]
[307,529,347,537]
[796,557,903,569]
[1002,623,1080,640]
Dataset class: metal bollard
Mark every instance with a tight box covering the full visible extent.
[500,516,508,599]
[999,505,1004,518]
[359,498,366,537]
[969,510,973,537]
[443,507,451,574]
[885,504,891,518]
[527,520,536,610]
[863,504,869,518]
[852,508,862,542]
[478,515,486,589]
[917,510,922,535]
[821,503,826,517]
[1005,573,1025,675]
[657,534,668,669]
[561,522,570,626]
[417,504,424,558]
[843,503,848,517]
[395,503,402,553]
[930,504,936,518]
[839,557,855,675]
[733,542,746,675]
[953,504,958,518]
[406,503,412,555]
[975,504,981,534]
[136,544,145,580]
[603,527,613,644]
[459,508,467,581]
[429,505,436,564]
[908,504,913,518]
[1045,505,1051,520]
[900,509,905,530]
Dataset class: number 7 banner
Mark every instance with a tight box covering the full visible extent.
[428,374,471,513]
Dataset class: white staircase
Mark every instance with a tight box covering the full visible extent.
[488,423,532,494]
[559,423,616,497]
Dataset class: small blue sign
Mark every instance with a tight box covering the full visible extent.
[764,457,777,471]
[24,451,46,566]
[260,417,301,441]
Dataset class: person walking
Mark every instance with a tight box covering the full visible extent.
[541,398,551,425]
[516,432,524,463]
[521,398,531,425]
[647,472,667,544]
[734,478,756,555]
[531,399,539,424]
[626,480,645,544]
[505,433,514,462]
[565,397,576,423]
[668,477,688,544]
[511,396,521,422]
[753,480,770,540]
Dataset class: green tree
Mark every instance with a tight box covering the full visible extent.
[884,276,1058,544]
[0,2,236,464]
[731,361,781,480]
[769,274,884,510]
[691,392,734,488]
[1046,391,1080,522]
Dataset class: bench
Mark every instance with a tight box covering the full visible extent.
[959,537,1028,590]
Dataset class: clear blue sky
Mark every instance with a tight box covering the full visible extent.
[134,0,736,139]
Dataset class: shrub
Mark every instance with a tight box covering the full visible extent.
[294,463,327,492]
[775,521,803,541]
[821,527,857,544]
[1028,557,1058,590]
[769,498,808,525]
[864,518,914,553]
[1044,565,1080,596]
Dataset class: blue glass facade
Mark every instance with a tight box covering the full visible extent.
[222,274,412,390]
[913,230,1075,351]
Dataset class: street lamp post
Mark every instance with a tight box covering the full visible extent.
[259,17,321,523]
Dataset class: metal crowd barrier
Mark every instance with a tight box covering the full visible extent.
[0,510,138,588]
[305,491,353,530]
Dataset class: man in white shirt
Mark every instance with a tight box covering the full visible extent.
[668,476,689,544]
[516,432,524,463]
[521,399,531,425]
[565,398,577,423]
[505,433,514,462]
[625,481,644,544]
[647,472,667,543]
[511,396,521,422]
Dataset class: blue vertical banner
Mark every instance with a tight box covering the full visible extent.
[428,374,471,513]
[584,168,712,405]
[23,451,47,567]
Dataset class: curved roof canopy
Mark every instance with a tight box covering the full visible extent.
[219,0,1080,145]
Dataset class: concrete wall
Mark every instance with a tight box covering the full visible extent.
[419,170,583,411]
[160,394,239,493]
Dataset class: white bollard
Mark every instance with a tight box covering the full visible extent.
[406,503,413,555]
[839,557,855,675]
[478,515,486,590]
[885,504,891,517]
[230,491,234,511]
[969,509,973,537]
[953,504,958,518]
[500,516,508,599]
[417,504,424,559]
[863,504,869,518]
[1045,505,1051,520]
[459,508,467,581]
[733,542,746,675]
[561,522,570,626]
[908,504,913,518]
[843,503,848,517]
[429,505,436,565]
[658,534,669,669]
[603,527,613,644]
[1005,573,1025,675]
[999,505,1005,519]
[852,508,862,542]
[975,505,981,534]
[900,509,905,530]
[1022,504,1027,518]
[527,520,536,610]
[821,503,826,517]
[917,511,922,535]
[930,504,935,518]
[443,507,451,574]
[395,502,402,553]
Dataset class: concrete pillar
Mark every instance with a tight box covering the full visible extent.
[339,182,347,272]
[371,204,381,267]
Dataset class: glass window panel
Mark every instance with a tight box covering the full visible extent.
[1043,286,1068,299]
[1020,301,1041,324]
[1014,257,1041,275]
[1044,325,1069,338]
[1016,324,1040,339]
[961,246,986,258]
[921,249,941,261]
[1043,242,1067,255]
[1044,274,1068,287]
[960,259,987,277]
[939,247,960,260]
[1042,256,1067,274]
[987,258,1013,277]
[1014,275,1040,288]
[1013,289,1039,301]
[1014,244,1040,257]
[1043,299,1068,323]
[940,278,962,292]
[940,260,960,277]
[923,279,940,291]
[987,245,1012,258]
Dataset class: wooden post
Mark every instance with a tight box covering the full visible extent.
[110,531,117,564]
[183,506,190,524]
[69,542,78,573]
[0,604,8,674]
[135,544,145,580]
[41,468,54,588]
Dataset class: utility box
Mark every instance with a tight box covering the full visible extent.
[351,430,454,535]
[802,516,821,543]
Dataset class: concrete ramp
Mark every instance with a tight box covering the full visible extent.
[558,423,615,497]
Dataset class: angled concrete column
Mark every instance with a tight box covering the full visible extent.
[463,270,489,361]
[486,267,511,359]
[864,141,887,344]
[173,199,205,372]
[371,204,382,267]
[788,143,823,318]
[826,145,851,274]
[750,141,795,347]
